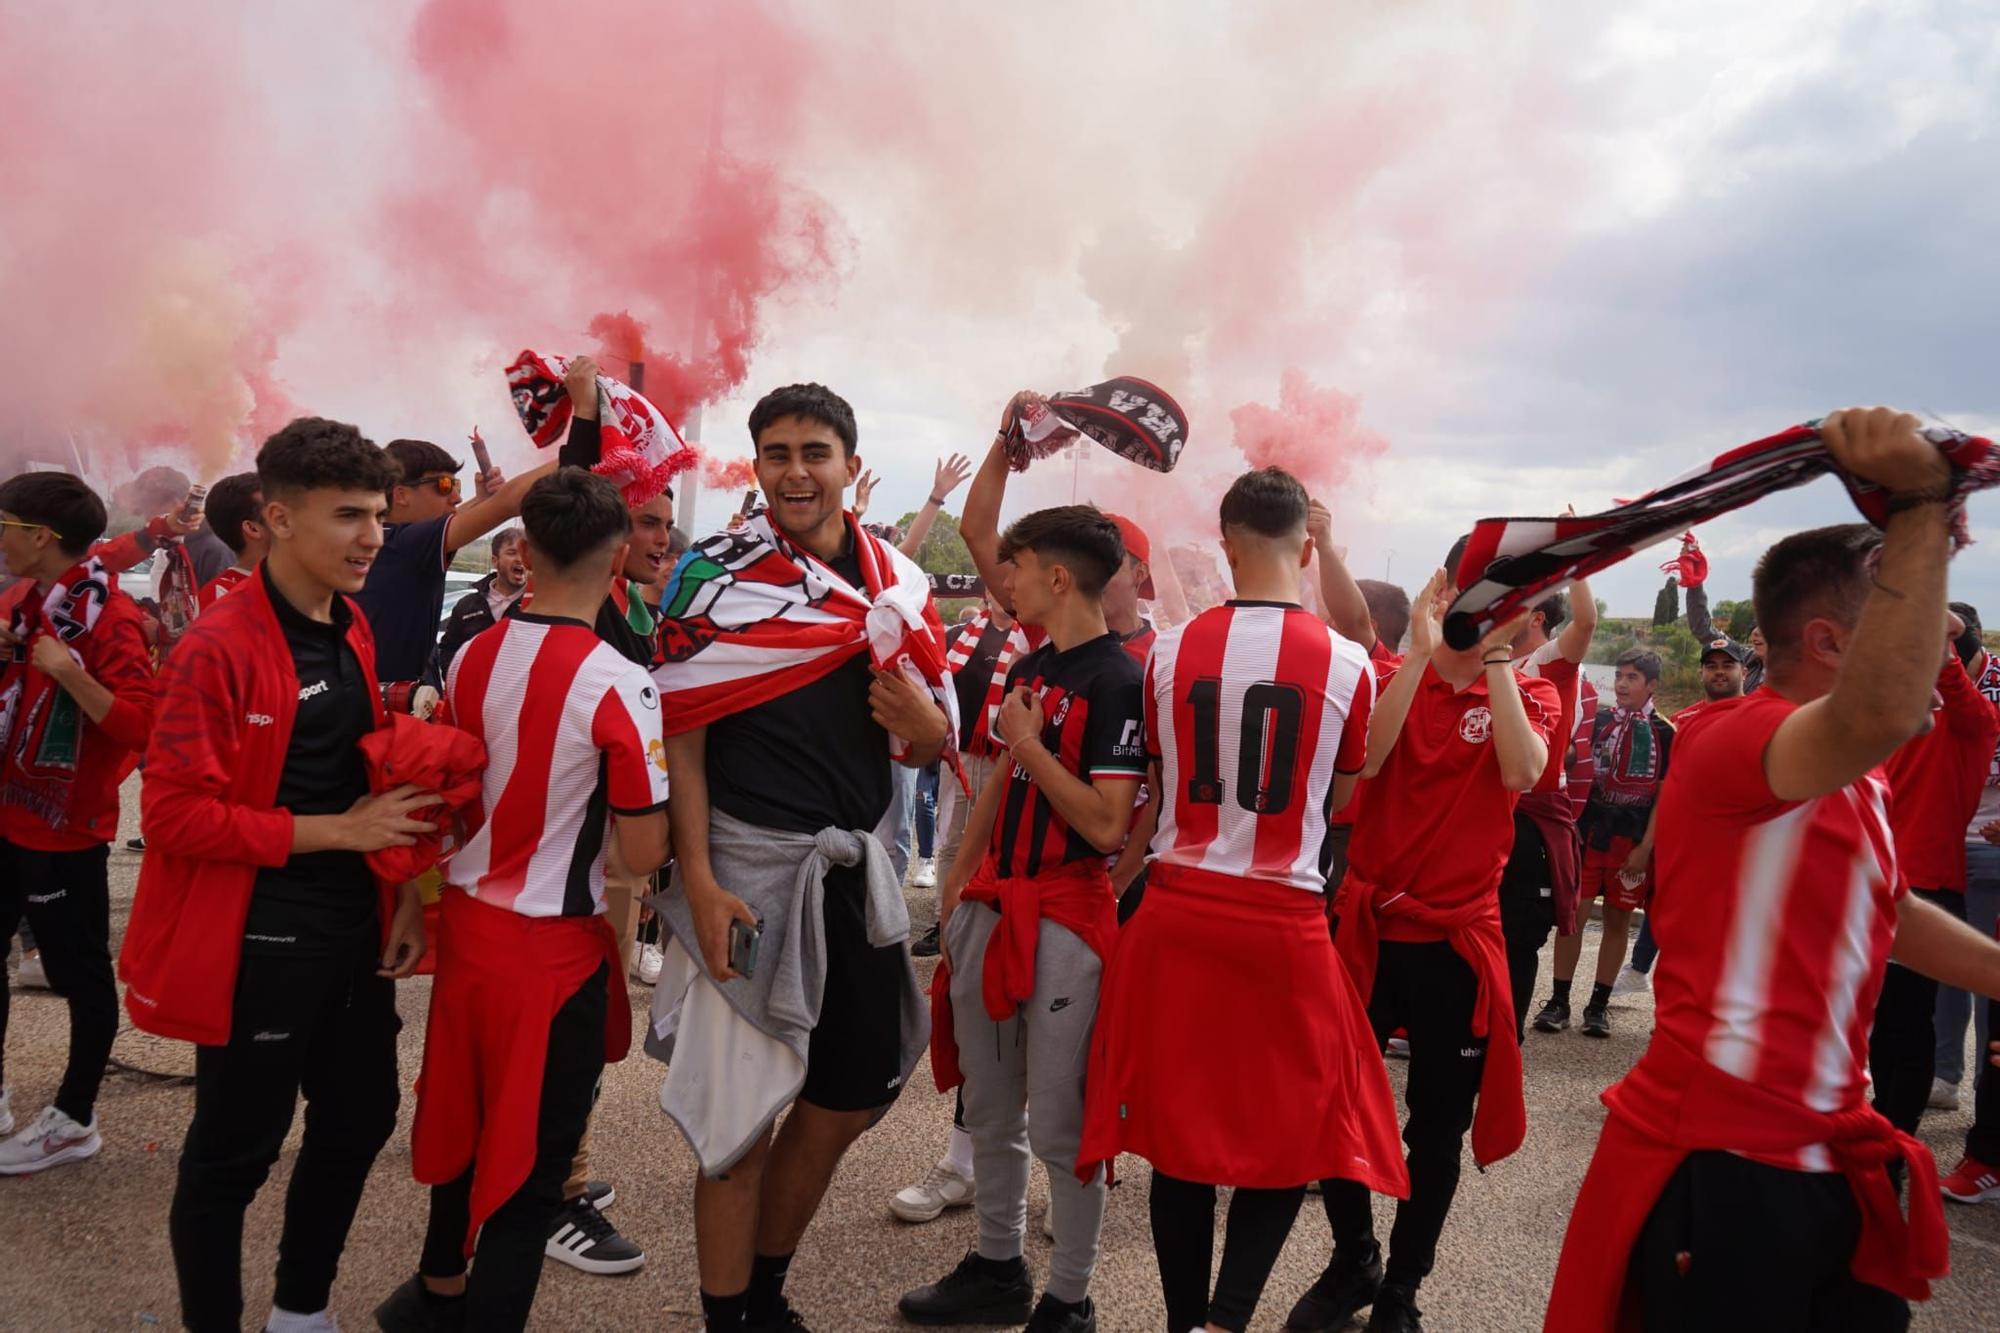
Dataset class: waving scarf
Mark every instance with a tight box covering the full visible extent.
[1660,532,1707,589]
[1442,421,2000,650]
[505,349,695,506]
[654,512,960,769]
[1003,377,1189,474]
[0,555,117,812]
[154,539,199,650]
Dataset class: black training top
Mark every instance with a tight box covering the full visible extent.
[242,564,377,956]
[354,514,452,685]
[706,541,894,836]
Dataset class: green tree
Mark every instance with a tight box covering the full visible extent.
[1652,579,1679,627]
[896,509,976,577]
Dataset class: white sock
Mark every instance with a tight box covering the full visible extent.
[942,1125,975,1178]
[265,1307,335,1332]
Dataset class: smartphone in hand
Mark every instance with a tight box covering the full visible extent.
[728,916,763,979]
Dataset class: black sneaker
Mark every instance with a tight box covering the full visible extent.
[1580,1004,1611,1038]
[898,1251,1035,1325]
[583,1179,615,1210]
[911,922,941,959]
[1024,1293,1096,1332]
[124,836,146,852]
[545,1195,645,1274]
[1532,997,1571,1033]
[1364,1281,1423,1332]
[1284,1245,1383,1331]
[747,1299,812,1332]
[373,1274,466,1333]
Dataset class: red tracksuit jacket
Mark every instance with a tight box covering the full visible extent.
[119,570,390,1046]
[1884,655,2000,892]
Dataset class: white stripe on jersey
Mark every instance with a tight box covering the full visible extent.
[1705,802,1810,1079]
[1150,605,1370,893]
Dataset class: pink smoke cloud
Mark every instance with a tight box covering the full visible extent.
[1230,368,1388,501]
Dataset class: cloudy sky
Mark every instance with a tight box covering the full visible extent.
[7,0,1996,614]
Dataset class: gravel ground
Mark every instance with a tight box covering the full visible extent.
[3,777,1997,1330]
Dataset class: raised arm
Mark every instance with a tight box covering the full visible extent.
[1556,573,1597,664]
[1763,408,1952,802]
[1479,614,1550,791]
[962,394,1034,595]
[1307,499,1373,646]
[899,453,973,558]
[1365,569,1443,778]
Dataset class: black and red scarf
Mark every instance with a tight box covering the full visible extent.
[0,556,116,828]
[1443,421,2000,649]
[1004,377,1190,474]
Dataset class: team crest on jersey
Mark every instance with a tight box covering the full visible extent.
[1458,706,1493,744]
[648,736,668,774]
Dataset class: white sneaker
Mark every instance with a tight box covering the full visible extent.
[1928,1078,1961,1112]
[911,857,937,889]
[890,1162,975,1223]
[1384,1036,1410,1059]
[0,1105,102,1175]
[0,1087,13,1137]
[15,951,49,989]
[632,942,664,986]
[1611,966,1651,997]
[264,1307,341,1332]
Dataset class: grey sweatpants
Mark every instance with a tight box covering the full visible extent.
[947,901,1106,1303]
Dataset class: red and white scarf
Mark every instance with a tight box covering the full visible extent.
[655,512,960,770]
[0,556,117,824]
[944,606,1040,757]
[1442,421,2000,650]
[505,349,696,506]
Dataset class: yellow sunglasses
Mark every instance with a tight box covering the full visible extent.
[0,516,60,541]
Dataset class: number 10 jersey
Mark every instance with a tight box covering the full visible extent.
[1146,600,1375,893]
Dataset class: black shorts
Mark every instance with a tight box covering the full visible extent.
[1635,1150,1909,1332]
[799,861,908,1113]
[1498,811,1555,938]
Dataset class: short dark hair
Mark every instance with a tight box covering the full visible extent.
[1532,591,1568,634]
[747,383,858,456]
[383,438,462,484]
[1952,600,1983,668]
[1615,647,1663,682]
[1358,579,1410,651]
[668,524,692,558]
[1219,467,1309,538]
[204,472,263,556]
[519,469,631,570]
[998,504,1124,596]
[0,471,107,556]
[489,526,524,559]
[258,417,398,499]
[1752,524,1881,664]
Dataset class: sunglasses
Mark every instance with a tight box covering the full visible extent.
[0,517,59,541]
[409,474,460,497]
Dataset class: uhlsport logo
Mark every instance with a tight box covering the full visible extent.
[1458,706,1493,744]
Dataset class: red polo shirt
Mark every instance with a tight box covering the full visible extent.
[1348,659,1561,941]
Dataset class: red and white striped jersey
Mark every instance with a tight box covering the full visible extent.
[1147,602,1373,893]
[1650,691,1903,1172]
[444,614,670,917]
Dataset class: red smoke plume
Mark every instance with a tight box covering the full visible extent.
[1229,368,1388,500]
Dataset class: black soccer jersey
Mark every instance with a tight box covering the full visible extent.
[989,633,1147,878]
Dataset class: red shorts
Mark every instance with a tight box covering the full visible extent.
[1580,836,1649,912]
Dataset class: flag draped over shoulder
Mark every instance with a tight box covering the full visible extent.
[505,349,696,506]
[1003,377,1189,474]
[1442,422,2000,650]
[653,512,960,771]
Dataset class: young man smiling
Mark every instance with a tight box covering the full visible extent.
[121,418,437,1333]
[434,528,527,678]
[0,471,156,1175]
[652,383,951,1333]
